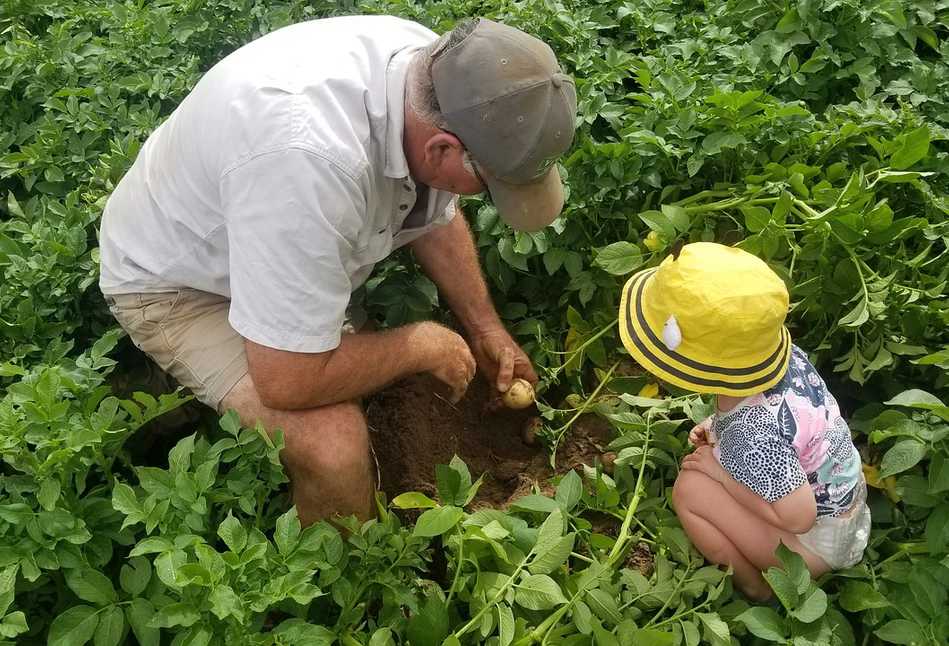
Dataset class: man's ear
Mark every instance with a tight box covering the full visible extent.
[424,132,463,170]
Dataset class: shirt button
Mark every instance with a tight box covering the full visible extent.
[403,184,411,191]
[399,204,408,211]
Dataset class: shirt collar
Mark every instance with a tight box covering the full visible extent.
[383,45,421,179]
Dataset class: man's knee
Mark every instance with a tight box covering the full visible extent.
[286,402,370,472]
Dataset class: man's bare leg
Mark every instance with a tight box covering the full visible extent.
[220,374,375,525]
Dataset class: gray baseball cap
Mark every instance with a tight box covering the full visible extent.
[431,19,577,232]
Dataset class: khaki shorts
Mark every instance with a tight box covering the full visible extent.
[104,289,366,410]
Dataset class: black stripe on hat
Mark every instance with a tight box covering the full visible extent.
[623,270,790,390]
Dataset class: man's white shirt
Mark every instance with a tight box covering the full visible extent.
[99,16,457,352]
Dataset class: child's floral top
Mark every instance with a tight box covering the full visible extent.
[710,345,861,518]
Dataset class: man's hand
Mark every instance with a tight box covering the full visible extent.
[469,326,538,397]
[414,322,477,404]
[681,445,728,485]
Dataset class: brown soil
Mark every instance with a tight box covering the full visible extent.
[367,375,656,575]
[367,374,614,509]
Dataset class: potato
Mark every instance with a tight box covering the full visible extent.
[601,451,616,476]
[502,378,535,410]
[521,417,543,447]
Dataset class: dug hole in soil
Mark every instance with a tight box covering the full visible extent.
[366,374,654,575]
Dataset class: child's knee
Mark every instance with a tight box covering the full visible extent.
[672,469,705,511]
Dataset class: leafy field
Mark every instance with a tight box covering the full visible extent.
[1,0,948,645]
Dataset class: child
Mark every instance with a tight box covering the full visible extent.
[618,242,870,602]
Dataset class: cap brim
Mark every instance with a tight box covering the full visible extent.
[485,168,563,232]
[619,269,792,397]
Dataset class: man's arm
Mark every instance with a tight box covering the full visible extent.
[246,321,475,410]
[411,206,538,392]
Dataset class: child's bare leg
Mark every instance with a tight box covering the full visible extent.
[676,508,773,600]
[673,469,831,599]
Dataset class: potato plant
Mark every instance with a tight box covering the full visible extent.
[1,0,947,645]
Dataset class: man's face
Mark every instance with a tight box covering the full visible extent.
[419,132,487,196]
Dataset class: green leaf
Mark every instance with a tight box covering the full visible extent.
[586,588,623,626]
[763,568,799,608]
[702,132,747,154]
[696,612,729,646]
[594,242,643,275]
[498,604,514,646]
[838,581,890,612]
[126,599,157,646]
[543,248,567,275]
[909,567,947,619]
[147,602,200,629]
[742,205,772,232]
[890,127,930,170]
[392,492,439,509]
[875,620,927,644]
[407,596,449,646]
[885,390,949,422]
[119,557,151,597]
[369,628,393,646]
[928,453,949,494]
[413,506,464,537]
[129,537,172,556]
[925,505,949,556]
[555,470,582,511]
[509,494,560,514]
[0,611,27,638]
[111,482,141,517]
[791,587,827,623]
[209,584,243,621]
[533,508,565,555]
[38,478,61,511]
[660,204,690,232]
[218,513,248,552]
[167,434,195,474]
[528,534,575,575]
[879,440,927,479]
[48,605,99,646]
[515,574,567,610]
[93,606,123,646]
[0,504,32,525]
[631,628,675,646]
[736,607,788,640]
[436,464,466,506]
[271,619,335,645]
[775,542,810,594]
[275,507,301,555]
[638,210,676,240]
[66,569,118,606]
[657,527,691,564]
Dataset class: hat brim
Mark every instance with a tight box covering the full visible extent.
[619,268,792,397]
[485,168,563,232]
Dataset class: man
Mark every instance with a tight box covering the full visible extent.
[98,16,577,524]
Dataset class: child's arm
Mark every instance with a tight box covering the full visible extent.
[681,446,818,534]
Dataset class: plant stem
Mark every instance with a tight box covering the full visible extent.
[453,558,530,639]
[446,526,465,606]
[514,426,653,645]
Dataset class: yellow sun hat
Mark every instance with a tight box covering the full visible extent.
[618,242,792,397]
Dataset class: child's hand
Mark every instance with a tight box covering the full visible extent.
[689,416,713,447]
[681,445,728,485]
